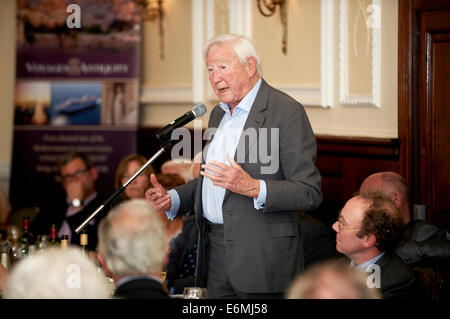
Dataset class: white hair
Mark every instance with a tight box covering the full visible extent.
[97,199,167,278]
[204,33,263,77]
[192,151,203,164]
[286,260,380,299]
[161,159,194,183]
[4,247,112,299]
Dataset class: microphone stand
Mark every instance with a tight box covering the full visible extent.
[75,141,171,234]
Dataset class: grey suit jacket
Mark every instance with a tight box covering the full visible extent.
[173,79,322,293]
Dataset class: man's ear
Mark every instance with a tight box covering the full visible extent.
[363,233,377,248]
[96,251,114,279]
[246,56,257,77]
[97,251,107,269]
[392,192,402,207]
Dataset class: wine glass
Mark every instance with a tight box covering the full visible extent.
[183,287,207,299]
[36,235,49,251]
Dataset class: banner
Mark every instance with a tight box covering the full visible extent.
[10,0,142,210]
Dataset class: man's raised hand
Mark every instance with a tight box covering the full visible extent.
[145,174,172,212]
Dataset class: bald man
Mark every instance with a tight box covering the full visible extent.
[360,172,450,265]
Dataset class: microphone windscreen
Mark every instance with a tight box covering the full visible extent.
[192,104,207,118]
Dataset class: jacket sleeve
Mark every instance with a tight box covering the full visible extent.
[173,178,198,217]
[397,222,450,264]
[263,101,322,213]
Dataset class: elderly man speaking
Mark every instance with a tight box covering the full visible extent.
[146,34,322,298]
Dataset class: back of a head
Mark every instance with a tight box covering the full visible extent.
[97,199,168,278]
[204,33,263,77]
[4,247,112,299]
[192,152,203,163]
[286,260,380,299]
[360,172,409,209]
[114,153,155,188]
[161,159,193,183]
[156,173,186,190]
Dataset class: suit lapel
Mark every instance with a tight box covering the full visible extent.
[209,106,225,129]
[375,252,390,269]
[202,106,225,162]
[236,79,269,162]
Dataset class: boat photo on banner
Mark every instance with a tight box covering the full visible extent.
[10,0,142,211]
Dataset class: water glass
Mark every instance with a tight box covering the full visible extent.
[183,287,207,299]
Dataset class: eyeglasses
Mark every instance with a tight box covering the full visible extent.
[61,169,88,183]
[336,212,360,231]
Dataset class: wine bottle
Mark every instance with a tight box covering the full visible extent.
[1,247,9,270]
[80,228,88,253]
[19,216,35,256]
[60,234,69,251]
[48,224,59,246]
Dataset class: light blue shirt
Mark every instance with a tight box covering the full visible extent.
[166,78,266,224]
[350,252,385,272]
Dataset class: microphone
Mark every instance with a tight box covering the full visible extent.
[156,104,207,143]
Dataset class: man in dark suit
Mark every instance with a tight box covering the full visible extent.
[166,214,198,294]
[31,151,105,251]
[145,34,322,298]
[97,199,169,299]
[332,193,420,299]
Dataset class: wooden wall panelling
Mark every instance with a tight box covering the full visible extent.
[311,136,400,229]
[399,0,450,228]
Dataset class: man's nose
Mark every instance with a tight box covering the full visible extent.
[332,221,339,233]
[210,69,221,83]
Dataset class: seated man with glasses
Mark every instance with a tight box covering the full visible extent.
[31,151,106,251]
[332,192,421,299]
